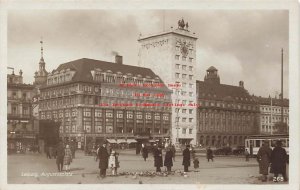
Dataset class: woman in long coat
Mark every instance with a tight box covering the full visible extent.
[257,141,272,182]
[164,147,173,173]
[271,141,288,181]
[153,146,163,172]
[63,144,73,172]
[182,145,191,172]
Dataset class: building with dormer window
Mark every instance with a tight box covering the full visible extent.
[196,67,260,147]
[38,56,172,147]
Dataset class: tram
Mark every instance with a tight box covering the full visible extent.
[245,134,289,156]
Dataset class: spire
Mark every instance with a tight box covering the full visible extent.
[40,37,44,59]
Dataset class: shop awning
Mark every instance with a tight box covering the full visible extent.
[117,139,127,144]
[126,139,137,144]
[106,139,117,144]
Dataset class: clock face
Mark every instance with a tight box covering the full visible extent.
[180,44,189,57]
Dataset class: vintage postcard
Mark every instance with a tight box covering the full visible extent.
[0,0,299,190]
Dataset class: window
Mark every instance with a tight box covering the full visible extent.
[189,129,192,134]
[189,75,193,80]
[182,57,186,61]
[189,109,193,114]
[175,55,180,60]
[182,109,187,113]
[182,74,187,79]
[189,58,193,62]
[182,128,186,134]
[189,66,193,71]
[189,92,193,97]
[176,64,180,69]
[182,65,187,70]
[182,117,187,122]
[175,73,180,79]
[189,118,193,122]
[182,82,187,88]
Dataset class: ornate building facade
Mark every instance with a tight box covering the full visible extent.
[196,67,260,147]
[38,56,172,147]
[255,96,289,134]
[7,69,36,153]
[138,19,198,145]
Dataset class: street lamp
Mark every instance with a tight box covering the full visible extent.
[84,129,87,154]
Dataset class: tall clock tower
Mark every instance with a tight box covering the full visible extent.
[138,19,198,145]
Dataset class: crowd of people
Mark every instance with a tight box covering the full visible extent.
[47,139,288,182]
[257,140,288,182]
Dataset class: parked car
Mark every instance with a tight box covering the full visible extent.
[214,147,232,155]
[232,146,245,155]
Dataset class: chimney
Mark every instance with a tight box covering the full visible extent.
[115,55,123,64]
[239,81,244,88]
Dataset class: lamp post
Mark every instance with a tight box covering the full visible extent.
[84,130,87,154]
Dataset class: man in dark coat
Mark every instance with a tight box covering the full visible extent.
[164,147,173,173]
[206,147,213,162]
[45,144,51,159]
[142,144,148,161]
[182,145,191,172]
[98,143,109,178]
[271,141,288,182]
[257,141,272,182]
[56,141,65,172]
[153,145,163,172]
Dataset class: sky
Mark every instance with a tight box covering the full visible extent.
[7,10,289,98]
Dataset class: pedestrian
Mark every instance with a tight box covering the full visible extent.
[63,144,73,172]
[171,144,176,161]
[245,149,250,162]
[98,143,109,178]
[95,144,100,161]
[49,146,53,159]
[141,144,148,161]
[182,144,191,172]
[45,144,51,159]
[56,141,65,172]
[164,146,173,173]
[153,145,163,172]
[70,140,76,159]
[270,141,288,182]
[193,158,199,169]
[108,150,119,176]
[206,147,214,162]
[257,140,272,182]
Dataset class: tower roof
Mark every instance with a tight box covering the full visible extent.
[207,66,218,72]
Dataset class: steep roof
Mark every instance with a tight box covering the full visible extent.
[196,80,255,104]
[55,58,162,81]
[50,58,169,90]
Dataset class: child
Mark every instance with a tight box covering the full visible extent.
[108,150,119,175]
[193,158,199,170]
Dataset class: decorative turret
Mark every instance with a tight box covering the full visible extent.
[34,38,48,86]
[204,66,220,84]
